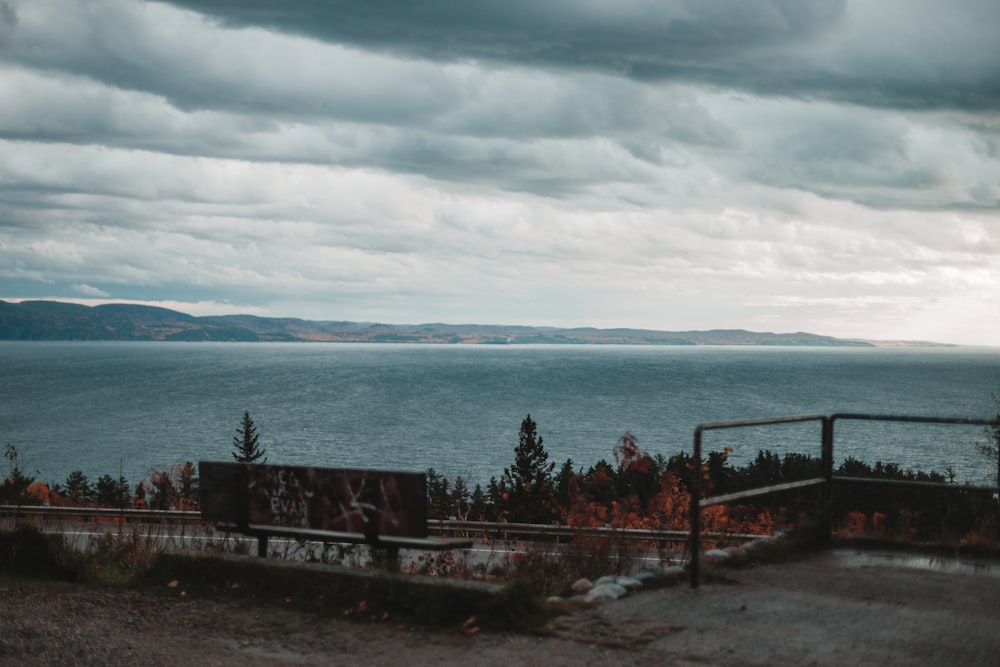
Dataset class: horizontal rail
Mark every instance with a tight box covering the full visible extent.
[241,523,473,551]
[695,414,827,434]
[699,476,1000,511]
[831,413,997,427]
[0,505,199,521]
[832,476,1000,494]
[429,519,766,543]
[701,478,826,507]
[0,507,769,544]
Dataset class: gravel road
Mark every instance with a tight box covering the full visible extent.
[2,549,999,666]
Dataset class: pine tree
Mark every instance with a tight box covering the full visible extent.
[554,457,577,511]
[425,467,450,519]
[95,474,131,508]
[450,476,471,519]
[1,444,36,504]
[63,470,94,505]
[499,414,556,524]
[232,410,267,464]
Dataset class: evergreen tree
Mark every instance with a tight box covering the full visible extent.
[63,470,94,505]
[232,410,267,463]
[554,458,577,511]
[469,483,488,521]
[425,467,450,519]
[486,476,504,521]
[449,476,471,519]
[95,474,131,508]
[499,414,556,524]
[1,444,36,505]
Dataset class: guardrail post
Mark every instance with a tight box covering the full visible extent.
[820,416,833,547]
[690,427,703,589]
[257,534,268,558]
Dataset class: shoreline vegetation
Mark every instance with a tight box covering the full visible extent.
[0,299,954,346]
[4,415,997,551]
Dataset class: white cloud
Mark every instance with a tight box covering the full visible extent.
[71,283,110,297]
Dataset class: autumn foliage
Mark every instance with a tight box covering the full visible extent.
[563,434,778,539]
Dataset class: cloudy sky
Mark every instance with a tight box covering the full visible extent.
[1,1,998,345]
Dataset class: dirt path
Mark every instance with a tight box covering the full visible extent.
[2,550,999,666]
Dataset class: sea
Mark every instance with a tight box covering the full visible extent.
[1,342,999,490]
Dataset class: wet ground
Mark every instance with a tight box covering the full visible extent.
[554,548,1000,665]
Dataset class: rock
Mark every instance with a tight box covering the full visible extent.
[703,548,729,564]
[634,570,659,584]
[724,546,749,564]
[546,595,565,604]
[744,536,778,555]
[594,575,642,590]
[659,565,685,579]
[586,583,628,601]
[570,577,594,595]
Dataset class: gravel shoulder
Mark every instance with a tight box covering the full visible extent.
[3,550,1000,666]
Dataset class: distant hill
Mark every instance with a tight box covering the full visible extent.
[0,299,916,346]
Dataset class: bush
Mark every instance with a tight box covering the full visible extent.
[0,526,83,582]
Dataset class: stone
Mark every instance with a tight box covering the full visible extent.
[594,575,642,589]
[570,577,593,595]
[586,583,628,601]
[634,570,659,583]
[724,546,749,563]
[703,548,730,563]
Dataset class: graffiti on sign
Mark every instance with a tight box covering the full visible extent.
[246,465,426,538]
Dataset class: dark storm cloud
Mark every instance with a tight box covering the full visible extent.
[157,0,1000,110]
[158,0,841,65]
[0,1,15,44]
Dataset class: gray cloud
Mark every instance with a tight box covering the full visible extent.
[156,0,999,110]
[0,1,15,45]
[0,0,998,344]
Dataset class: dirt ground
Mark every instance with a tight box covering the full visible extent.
[2,549,1000,666]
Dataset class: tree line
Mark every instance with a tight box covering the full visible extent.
[0,409,264,510]
[3,402,999,543]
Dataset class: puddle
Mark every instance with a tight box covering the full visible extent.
[830,548,1000,577]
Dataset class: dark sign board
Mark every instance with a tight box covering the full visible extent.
[199,462,427,539]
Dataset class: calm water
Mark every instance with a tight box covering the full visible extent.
[1,342,999,488]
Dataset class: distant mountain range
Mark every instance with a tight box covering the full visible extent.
[0,300,949,346]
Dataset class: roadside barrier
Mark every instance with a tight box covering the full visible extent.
[689,413,1000,588]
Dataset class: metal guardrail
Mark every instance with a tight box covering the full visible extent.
[0,506,764,548]
[429,519,765,544]
[0,505,199,521]
[689,413,1000,588]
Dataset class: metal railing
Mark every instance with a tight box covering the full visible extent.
[0,505,197,522]
[689,413,1000,588]
[429,519,765,546]
[0,506,762,549]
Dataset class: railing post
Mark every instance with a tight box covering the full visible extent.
[690,427,703,588]
[820,416,833,547]
[257,534,268,558]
